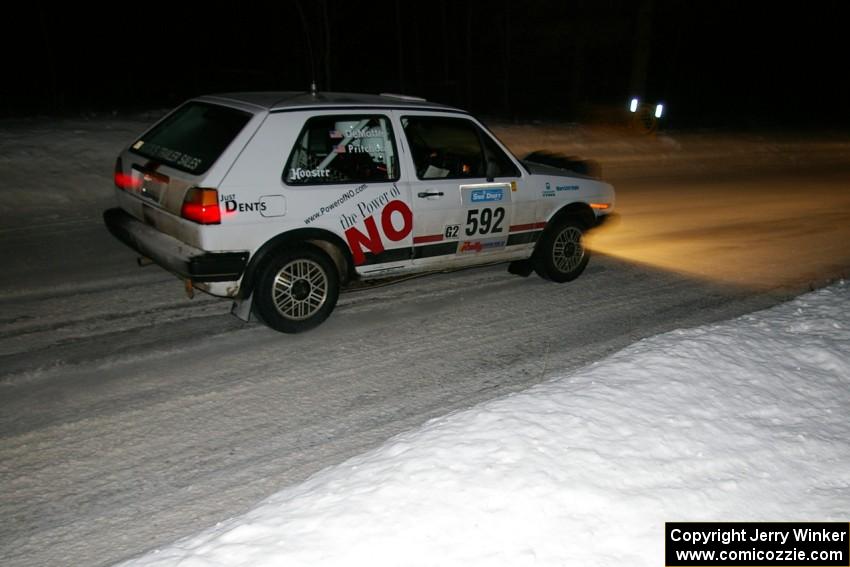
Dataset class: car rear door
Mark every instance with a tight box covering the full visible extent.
[281,111,414,276]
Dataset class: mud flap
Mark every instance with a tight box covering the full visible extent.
[230,293,254,322]
[508,259,534,277]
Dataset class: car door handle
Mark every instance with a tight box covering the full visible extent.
[417,191,444,198]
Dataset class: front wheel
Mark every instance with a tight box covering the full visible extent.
[253,244,340,333]
[533,217,590,282]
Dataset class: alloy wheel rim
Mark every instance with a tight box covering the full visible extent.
[552,226,584,273]
[272,259,328,320]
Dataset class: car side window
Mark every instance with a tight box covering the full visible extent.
[480,127,521,178]
[284,115,399,185]
[401,116,485,179]
[401,116,519,180]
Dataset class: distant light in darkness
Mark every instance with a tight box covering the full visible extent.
[630,98,639,113]
[655,104,664,118]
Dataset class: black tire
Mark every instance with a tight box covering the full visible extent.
[252,244,340,333]
[533,217,590,282]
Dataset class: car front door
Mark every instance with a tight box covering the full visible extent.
[397,113,523,269]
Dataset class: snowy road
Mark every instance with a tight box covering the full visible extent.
[1,119,849,567]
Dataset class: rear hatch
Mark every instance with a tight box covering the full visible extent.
[117,101,255,217]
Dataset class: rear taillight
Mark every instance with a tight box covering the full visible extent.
[181,187,221,224]
[114,157,135,190]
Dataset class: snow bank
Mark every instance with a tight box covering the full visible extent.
[119,283,850,567]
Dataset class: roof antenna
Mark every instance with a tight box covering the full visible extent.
[295,0,319,97]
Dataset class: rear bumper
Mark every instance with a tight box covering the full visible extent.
[103,208,249,282]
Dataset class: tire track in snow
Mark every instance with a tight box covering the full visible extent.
[1,254,792,566]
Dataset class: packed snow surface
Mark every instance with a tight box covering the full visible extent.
[2,116,848,566]
[121,283,850,567]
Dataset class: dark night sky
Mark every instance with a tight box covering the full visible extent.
[2,1,847,128]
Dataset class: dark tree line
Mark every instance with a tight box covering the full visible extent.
[3,1,848,127]
[3,1,647,119]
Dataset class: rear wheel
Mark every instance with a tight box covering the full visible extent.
[253,244,340,333]
[533,217,590,282]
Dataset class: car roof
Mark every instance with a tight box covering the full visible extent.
[198,91,466,114]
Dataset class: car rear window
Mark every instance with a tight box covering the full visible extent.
[130,102,252,175]
[283,114,399,185]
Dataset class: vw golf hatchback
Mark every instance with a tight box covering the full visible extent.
[105,92,615,332]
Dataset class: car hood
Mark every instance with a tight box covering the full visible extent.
[521,160,596,179]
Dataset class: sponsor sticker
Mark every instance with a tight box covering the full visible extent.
[303,183,369,225]
[348,127,384,139]
[135,142,202,171]
[470,188,505,203]
[224,200,267,213]
[219,193,270,214]
[542,182,556,197]
[342,184,413,265]
[458,237,507,254]
[290,167,331,181]
[299,182,413,266]
[330,127,384,139]
[460,183,511,207]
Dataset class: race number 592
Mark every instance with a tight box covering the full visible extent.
[465,207,505,236]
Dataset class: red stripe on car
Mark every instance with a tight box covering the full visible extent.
[509,222,546,232]
[413,234,444,244]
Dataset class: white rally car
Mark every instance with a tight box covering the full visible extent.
[104,92,615,332]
